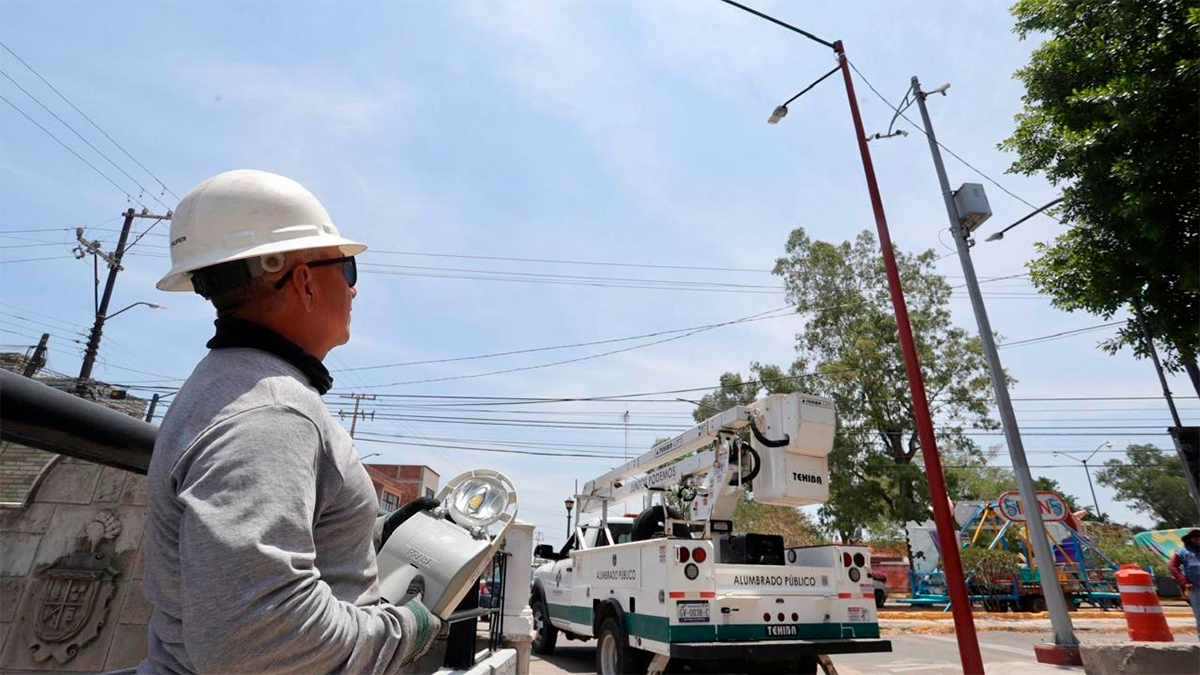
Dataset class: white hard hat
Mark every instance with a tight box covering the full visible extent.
[157,169,366,292]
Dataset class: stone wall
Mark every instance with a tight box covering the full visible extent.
[0,457,149,672]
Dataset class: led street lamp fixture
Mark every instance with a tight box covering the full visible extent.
[767,105,788,124]
[376,469,518,618]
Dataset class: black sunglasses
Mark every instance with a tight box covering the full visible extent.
[274,255,357,290]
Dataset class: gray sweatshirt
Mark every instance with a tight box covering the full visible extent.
[139,347,435,674]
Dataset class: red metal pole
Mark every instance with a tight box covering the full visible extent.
[832,41,985,675]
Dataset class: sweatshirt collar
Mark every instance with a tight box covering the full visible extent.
[207,316,334,394]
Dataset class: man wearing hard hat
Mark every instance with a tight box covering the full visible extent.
[139,170,439,673]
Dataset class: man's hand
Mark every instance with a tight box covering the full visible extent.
[399,597,442,666]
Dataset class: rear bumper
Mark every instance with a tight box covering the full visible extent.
[668,638,892,660]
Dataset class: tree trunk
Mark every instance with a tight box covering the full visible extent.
[1184,357,1200,399]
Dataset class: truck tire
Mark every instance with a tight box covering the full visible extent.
[596,615,647,675]
[631,506,691,541]
[531,597,558,655]
[1019,594,1047,613]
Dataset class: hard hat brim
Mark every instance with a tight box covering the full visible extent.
[156,233,367,292]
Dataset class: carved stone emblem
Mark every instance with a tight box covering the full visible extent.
[29,510,122,664]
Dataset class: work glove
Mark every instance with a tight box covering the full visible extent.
[377,496,441,551]
[398,595,443,667]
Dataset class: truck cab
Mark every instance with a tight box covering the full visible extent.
[532,517,634,646]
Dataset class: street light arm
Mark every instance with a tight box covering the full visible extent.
[778,65,842,108]
[104,301,164,320]
[1084,441,1112,464]
[984,196,1064,242]
[715,0,835,49]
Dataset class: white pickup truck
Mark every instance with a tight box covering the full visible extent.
[530,394,891,675]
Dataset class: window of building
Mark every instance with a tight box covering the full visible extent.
[381,490,401,513]
[424,487,435,499]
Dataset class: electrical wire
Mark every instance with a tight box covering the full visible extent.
[846,59,1058,220]
[361,307,794,388]
[0,70,173,212]
[0,255,75,264]
[0,94,150,210]
[0,41,178,199]
[336,306,791,373]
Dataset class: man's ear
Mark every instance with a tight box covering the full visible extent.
[293,264,317,312]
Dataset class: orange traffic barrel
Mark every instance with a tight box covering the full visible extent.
[1115,563,1173,642]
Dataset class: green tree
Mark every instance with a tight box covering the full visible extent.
[734,494,823,548]
[696,229,999,541]
[1001,0,1200,391]
[1096,444,1199,528]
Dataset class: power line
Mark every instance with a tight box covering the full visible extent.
[999,321,1127,349]
[367,249,774,273]
[336,306,791,373]
[0,41,178,199]
[0,95,149,209]
[361,307,793,388]
[0,69,173,212]
[0,255,75,264]
[846,59,1058,220]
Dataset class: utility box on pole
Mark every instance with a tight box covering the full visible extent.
[953,183,992,232]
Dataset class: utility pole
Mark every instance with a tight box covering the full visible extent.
[22,333,49,378]
[913,75,1080,664]
[75,208,171,396]
[831,50,983,674]
[145,393,161,423]
[339,393,376,438]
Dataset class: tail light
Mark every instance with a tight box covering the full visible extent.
[676,546,690,563]
[854,552,866,568]
[691,547,707,563]
[842,552,852,568]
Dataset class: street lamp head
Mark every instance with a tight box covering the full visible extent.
[984,232,1004,242]
[564,498,575,512]
[767,105,788,124]
[148,303,165,310]
[930,82,951,96]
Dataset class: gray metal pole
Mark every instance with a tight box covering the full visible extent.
[913,76,1079,648]
[1082,461,1102,520]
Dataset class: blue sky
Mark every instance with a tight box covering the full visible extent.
[1,1,1194,539]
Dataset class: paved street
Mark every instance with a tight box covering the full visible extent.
[530,629,1198,674]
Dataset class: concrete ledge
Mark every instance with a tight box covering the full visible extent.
[1081,642,1199,675]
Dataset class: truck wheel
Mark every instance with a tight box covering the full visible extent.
[596,615,646,675]
[531,598,558,655]
[1019,595,1047,613]
[874,588,886,609]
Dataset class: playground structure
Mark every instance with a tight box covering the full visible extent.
[901,491,1124,612]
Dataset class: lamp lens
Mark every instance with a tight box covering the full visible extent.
[449,476,509,527]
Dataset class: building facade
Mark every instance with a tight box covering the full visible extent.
[364,464,440,512]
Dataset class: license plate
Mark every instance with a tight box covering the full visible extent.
[677,601,710,623]
[766,624,799,637]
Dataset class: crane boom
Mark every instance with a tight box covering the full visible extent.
[577,393,836,515]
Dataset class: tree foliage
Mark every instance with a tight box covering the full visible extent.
[1096,443,1198,528]
[695,229,999,541]
[734,494,823,548]
[1001,0,1200,382]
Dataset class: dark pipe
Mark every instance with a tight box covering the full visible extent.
[0,369,155,475]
